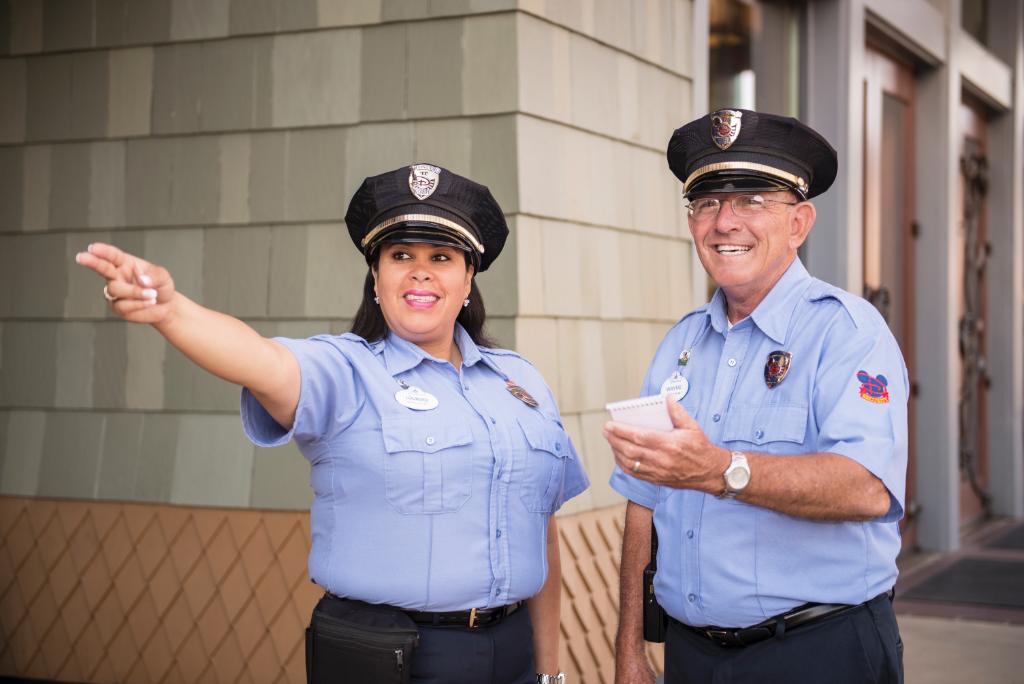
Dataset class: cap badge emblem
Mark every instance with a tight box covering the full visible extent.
[711,110,743,150]
[409,163,441,200]
[764,350,792,388]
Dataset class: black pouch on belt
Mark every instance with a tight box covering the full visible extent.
[306,594,419,684]
[643,526,668,643]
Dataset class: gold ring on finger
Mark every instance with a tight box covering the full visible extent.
[103,285,119,303]
[632,459,641,473]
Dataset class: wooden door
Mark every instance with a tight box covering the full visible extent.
[863,45,918,550]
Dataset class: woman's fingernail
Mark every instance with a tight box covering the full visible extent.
[74,253,83,264]
[139,273,153,286]
[142,288,157,299]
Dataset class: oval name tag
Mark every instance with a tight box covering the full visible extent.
[660,373,689,400]
[395,386,439,411]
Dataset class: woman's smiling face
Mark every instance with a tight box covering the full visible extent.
[373,242,474,356]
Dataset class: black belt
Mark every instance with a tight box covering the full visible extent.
[403,600,525,628]
[676,590,893,648]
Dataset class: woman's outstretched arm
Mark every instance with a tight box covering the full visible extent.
[76,242,300,428]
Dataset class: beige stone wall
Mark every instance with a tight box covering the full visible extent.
[0,1,696,513]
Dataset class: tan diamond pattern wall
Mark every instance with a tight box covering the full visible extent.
[0,497,661,683]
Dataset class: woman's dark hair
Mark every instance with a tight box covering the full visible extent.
[350,251,496,348]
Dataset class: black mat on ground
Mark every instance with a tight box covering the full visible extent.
[984,523,1024,550]
[902,558,1024,608]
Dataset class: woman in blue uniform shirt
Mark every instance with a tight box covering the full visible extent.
[75,164,588,684]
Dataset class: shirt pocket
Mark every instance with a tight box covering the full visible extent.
[380,416,474,514]
[516,414,571,514]
[721,404,808,448]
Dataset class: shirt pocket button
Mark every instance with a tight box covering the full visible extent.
[425,436,436,446]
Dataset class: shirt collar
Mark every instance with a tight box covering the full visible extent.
[382,323,482,375]
[708,257,812,345]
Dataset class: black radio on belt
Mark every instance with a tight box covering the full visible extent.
[643,526,668,643]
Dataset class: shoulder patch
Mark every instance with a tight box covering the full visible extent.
[856,370,890,404]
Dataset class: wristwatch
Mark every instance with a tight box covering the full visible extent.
[719,451,750,498]
[537,674,566,684]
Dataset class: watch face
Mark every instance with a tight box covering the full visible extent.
[726,466,750,490]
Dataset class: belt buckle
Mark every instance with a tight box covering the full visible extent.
[706,628,730,644]
[468,607,477,629]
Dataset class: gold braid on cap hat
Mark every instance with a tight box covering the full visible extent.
[684,161,808,196]
[362,213,486,254]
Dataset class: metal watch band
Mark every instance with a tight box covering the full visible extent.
[537,674,566,684]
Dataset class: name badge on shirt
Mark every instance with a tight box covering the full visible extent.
[395,385,439,411]
[660,372,689,400]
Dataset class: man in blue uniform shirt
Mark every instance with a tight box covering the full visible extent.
[606,110,907,683]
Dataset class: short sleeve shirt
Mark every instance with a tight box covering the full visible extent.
[610,258,908,628]
[241,324,589,611]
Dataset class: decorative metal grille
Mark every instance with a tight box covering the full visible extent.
[958,150,992,516]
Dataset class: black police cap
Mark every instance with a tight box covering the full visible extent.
[344,164,509,272]
[667,109,838,200]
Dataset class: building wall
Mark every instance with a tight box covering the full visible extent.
[0,0,698,514]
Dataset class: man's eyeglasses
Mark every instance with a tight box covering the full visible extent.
[684,194,799,220]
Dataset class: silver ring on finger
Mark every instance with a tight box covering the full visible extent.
[632,459,641,473]
[103,285,119,303]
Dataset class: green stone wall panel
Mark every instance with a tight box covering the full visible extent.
[55,322,96,409]
[20,145,50,232]
[0,58,26,143]
[125,138,176,226]
[201,226,271,317]
[107,47,154,138]
[0,410,46,496]
[5,233,67,318]
[48,143,91,230]
[199,38,261,132]
[249,442,312,510]
[134,412,179,502]
[88,141,127,228]
[25,54,72,140]
[305,224,364,317]
[248,132,287,223]
[406,19,464,119]
[92,322,128,408]
[68,51,110,140]
[341,122,415,200]
[41,0,94,52]
[271,29,361,128]
[267,225,310,318]
[358,23,407,121]
[284,128,348,221]
[170,414,253,507]
[169,0,231,41]
[96,412,145,500]
[0,146,23,232]
[8,0,43,55]
[229,0,317,35]
[37,412,105,498]
[168,137,221,225]
[95,0,172,46]
[151,43,203,135]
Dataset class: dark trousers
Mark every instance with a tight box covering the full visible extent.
[410,605,536,684]
[664,595,904,684]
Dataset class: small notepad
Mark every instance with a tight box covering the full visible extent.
[605,395,673,432]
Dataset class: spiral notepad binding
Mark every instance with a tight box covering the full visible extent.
[605,394,674,432]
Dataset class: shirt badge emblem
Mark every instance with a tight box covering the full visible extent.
[408,163,441,200]
[711,109,743,150]
[857,370,890,404]
[506,380,539,408]
[395,381,439,410]
[764,351,792,388]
